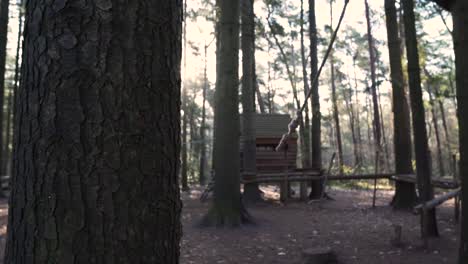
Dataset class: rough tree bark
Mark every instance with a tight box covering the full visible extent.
[309,0,323,199]
[5,1,182,263]
[241,0,262,203]
[402,0,439,237]
[385,0,418,209]
[449,0,468,261]
[202,0,252,226]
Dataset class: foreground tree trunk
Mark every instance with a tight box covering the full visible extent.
[309,0,323,199]
[5,1,182,263]
[203,0,251,226]
[385,0,417,209]
[451,0,468,261]
[241,0,262,203]
[402,0,438,237]
[0,0,9,184]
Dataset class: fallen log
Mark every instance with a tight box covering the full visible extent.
[414,188,461,214]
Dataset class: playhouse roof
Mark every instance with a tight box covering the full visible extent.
[241,114,297,139]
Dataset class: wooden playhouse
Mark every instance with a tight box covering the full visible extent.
[240,114,298,174]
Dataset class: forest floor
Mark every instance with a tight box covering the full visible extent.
[181,185,459,264]
[0,186,458,263]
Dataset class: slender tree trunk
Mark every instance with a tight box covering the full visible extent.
[0,0,9,183]
[300,0,311,168]
[451,1,468,261]
[365,0,383,173]
[385,0,417,209]
[241,0,262,203]
[199,44,209,186]
[329,2,344,174]
[309,0,323,199]
[181,96,189,191]
[377,86,391,172]
[427,82,445,176]
[353,59,363,169]
[3,87,11,176]
[402,0,438,237]
[366,94,373,171]
[331,65,344,174]
[5,1,182,262]
[435,88,452,172]
[203,0,251,226]
[299,0,311,200]
[188,101,200,181]
[255,79,266,114]
[343,81,359,168]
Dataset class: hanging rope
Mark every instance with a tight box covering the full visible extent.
[276,0,350,151]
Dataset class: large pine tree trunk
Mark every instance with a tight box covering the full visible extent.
[365,0,384,172]
[203,0,251,226]
[309,0,323,199]
[0,0,9,184]
[385,0,417,209]
[452,0,468,261]
[5,1,182,263]
[241,0,262,203]
[402,0,438,237]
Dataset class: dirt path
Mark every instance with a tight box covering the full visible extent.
[0,188,458,263]
[181,187,458,264]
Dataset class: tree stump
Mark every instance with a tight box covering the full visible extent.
[300,247,338,264]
